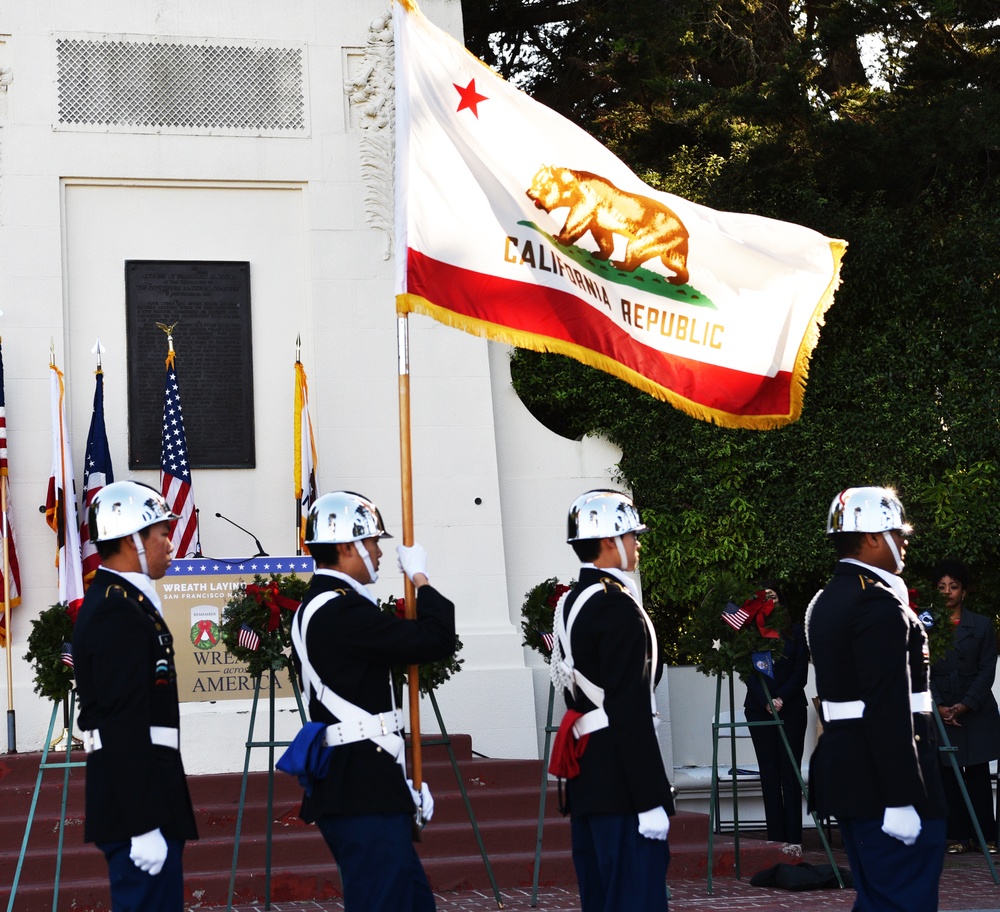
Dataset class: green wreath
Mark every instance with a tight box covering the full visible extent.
[679,571,790,679]
[520,577,574,662]
[24,602,77,702]
[220,573,309,678]
[378,595,465,694]
[906,580,953,665]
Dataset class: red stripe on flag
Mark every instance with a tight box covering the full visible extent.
[164,476,195,559]
[405,250,794,418]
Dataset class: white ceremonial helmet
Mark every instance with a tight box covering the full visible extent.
[826,486,910,535]
[304,491,393,544]
[88,480,178,543]
[567,489,647,542]
[827,485,911,575]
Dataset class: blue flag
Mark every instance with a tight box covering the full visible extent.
[81,369,114,588]
[752,650,774,678]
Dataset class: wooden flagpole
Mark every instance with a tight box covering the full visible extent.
[3,329,16,751]
[294,335,303,556]
[396,313,423,789]
[2,463,14,752]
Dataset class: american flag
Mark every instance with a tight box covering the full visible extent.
[46,362,85,611]
[238,623,261,652]
[294,359,318,554]
[539,630,555,653]
[0,340,22,649]
[80,369,114,588]
[160,348,198,558]
[60,641,74,669]
[721,599,750,631]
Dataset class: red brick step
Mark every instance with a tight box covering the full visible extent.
[0,737,788,911]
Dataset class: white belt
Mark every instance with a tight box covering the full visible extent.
[323,708,406,747]
[822,691,932,722]
[572,708,609,738]
[82,725,179,754]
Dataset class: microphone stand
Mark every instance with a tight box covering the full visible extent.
[214,512,269,557]
[192,508,204,558]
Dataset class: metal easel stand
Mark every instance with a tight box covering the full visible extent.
[933,704,999,884]
[707,670,842,894]
[530,680,559,908]
[7,691,86,912]
[226,668,308,912]
[423,688,504,909]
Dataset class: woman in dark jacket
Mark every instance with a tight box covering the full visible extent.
[930,559,1000,854]
[743,583,810,851]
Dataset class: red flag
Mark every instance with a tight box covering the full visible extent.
[47,362,85,611]
[0,341,22,648]
[393,0,845,429]
[294,359,318,553]
[80,368,114,588]
[160,349,198,558]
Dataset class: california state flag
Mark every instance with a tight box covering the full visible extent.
[393,0,846,429]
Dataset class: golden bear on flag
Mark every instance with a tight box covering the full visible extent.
[526,165,690,285]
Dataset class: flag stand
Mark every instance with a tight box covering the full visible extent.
[49,695,83,751]
[6,692,86,912]
[226,668,308,912]
[529,680,560,907]
[422,688,504,909]
[224,667,505,910]
[707,669,841,894]
[934,705,999,883]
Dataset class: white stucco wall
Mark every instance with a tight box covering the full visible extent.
[0,0,646,772]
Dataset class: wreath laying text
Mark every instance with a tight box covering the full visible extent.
[220,573,309,678]
[680,571,789,679]
[24,602,78,703]
[520,577,574,662]
[378,595,465,694]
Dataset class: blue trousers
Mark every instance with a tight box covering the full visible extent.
[97,838,185,912]
[571,813,670,912]
[839,815,946,912]
[317,812,435,912]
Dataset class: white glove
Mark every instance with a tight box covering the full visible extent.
[882,805,921,845]
[397,543,429,582]
[637,806,670,841]
[407,779,435,823]
[129,827,168,876]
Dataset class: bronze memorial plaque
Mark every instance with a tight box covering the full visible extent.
[126,260,255,469]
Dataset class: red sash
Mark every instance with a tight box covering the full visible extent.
[548,709,590,779]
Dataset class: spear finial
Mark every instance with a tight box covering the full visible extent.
[91,336,106,370]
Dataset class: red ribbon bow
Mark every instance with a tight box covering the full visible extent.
[547,584,571,610]
[194,618,218,646]
[740,589,781,639]
[246,582,301,633]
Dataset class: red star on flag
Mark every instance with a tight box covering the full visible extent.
[453,79,488,117]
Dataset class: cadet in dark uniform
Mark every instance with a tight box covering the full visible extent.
[292,491,456,912]
[551,490,674,912]
[72,481,198,912]
[807,486,946,912]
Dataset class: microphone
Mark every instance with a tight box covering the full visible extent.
[215,512,268,557]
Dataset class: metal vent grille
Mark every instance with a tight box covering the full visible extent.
[56,37,306,135]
